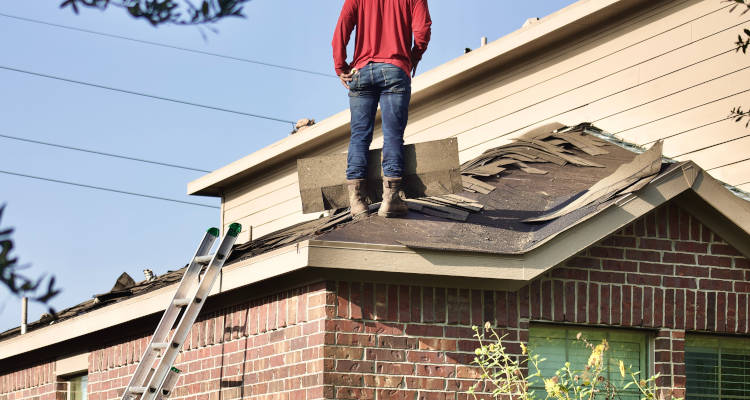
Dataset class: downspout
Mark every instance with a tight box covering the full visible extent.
[20,296,27,334]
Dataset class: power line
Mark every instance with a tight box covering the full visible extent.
[0,12,337,79]
[707,157,750,171]
[0,132,211,173]
[673,134,750,158]
[0,64,296,125]
[0,169,219,209]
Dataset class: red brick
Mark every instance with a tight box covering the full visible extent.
[736,258,750,269]
[398,286,411,322]
[589,247,624,259]
[665,289,675,328]
[639,262,673,275]
[495,291,508,327]
[362,283,374,320]
[656,207,669,238]
[675,265,709,278]
[586,283,598,324]
[422,287,435,323]
[326,372,363,387]
[530,281,541,319]
[445,288,461,325]
[698,255,732,268]
[471,289,483,325]
[377,362,415,376]
[363,375,404,388]
[601,235,637,248]
[728,293,737,333]
[416,364,455,378]
[336,360,375,373]
[663,252,696,265]
[734,282,750,293]
[632,286,643,326]
[600,285,610,325]
[519,286,530,319]
[675,289,685,329]
[376,389,415,400]
[365,348,406,362]
[602,259,638,272]
[699,279,733,291]
[627,273,661,286]
[717,292,727,332]
[621,285,632,326]
[611,286,621,325]
[387,285,399,322]
[566,256,600,269]
[338,282,350,319]
[707,292,716,331]
[542,281,553,321]
[642,287,653,327]
[565,281,576,322]
[551,268,588,280]
[668,205,680,240]
[711,244,742,256]
[739,293,747,333]
[405,377,445,390]
[407,351,443,364]
[639,238,672,250]
[675,242,708,253]
[434,287,446,323]
[654,288,663,327]
[419,338,456,351]
[686,290,696,331]
[335,388,375,400]
[626,249,661,262]
[576,282,587,323]
[365,321,403,335]
[696,291,706,330]
[374,283,387,321]
[507,292,518,328]
[662,276,697,289]
[405,325,443,337]
[710,268,744,280]
[590,270,625,284]
[553,281,564,322]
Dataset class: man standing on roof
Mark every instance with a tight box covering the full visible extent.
[333,0,432,219]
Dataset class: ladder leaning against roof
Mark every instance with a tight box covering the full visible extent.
[121,223,242,400]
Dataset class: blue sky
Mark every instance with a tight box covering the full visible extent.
[0,0,577,331]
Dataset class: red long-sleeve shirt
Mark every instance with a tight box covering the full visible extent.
[332,0,432,77]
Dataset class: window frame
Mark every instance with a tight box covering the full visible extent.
[686,334,750,400]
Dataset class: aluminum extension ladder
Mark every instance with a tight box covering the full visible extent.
[121,223,242,400]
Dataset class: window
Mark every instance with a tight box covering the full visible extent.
[686,336,750,399]
[529,326,649,400]
[66,374,88,400]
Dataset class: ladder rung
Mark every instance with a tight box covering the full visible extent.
[193,255,213,265]
[172,298,190,307]
[150,342,169,350]
[129,387,147,394]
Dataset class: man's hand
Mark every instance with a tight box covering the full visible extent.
[339,68,357,89]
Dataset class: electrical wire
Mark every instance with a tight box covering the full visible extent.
[672,134,750,158]
[0,12,337,79]
[0,133,211,173]
[0,64,296,125]
[0,169,219,209]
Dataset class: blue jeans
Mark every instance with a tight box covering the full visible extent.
[346,62,411,180]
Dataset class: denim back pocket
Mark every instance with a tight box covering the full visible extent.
[381,66,408,94]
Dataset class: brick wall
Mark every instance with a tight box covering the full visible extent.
[325,204,749,399]
[2,203,749,400]
[0,362,57,400]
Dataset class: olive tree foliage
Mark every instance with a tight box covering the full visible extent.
[59,0,251,27]
[727,0,750,127]
[0,205,60,316]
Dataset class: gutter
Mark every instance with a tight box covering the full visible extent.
[187,0,653,197]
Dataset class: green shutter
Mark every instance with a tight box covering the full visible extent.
[686,336,750,399]
[529,326,648,400]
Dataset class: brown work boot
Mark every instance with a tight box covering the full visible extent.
[347,179,369,218]
[378,177,409,218]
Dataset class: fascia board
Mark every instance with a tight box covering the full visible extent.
[187,0,640,197]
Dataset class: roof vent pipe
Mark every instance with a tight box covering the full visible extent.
[144,269,156,282]
[21,297,27,335]
[480,37,487,47]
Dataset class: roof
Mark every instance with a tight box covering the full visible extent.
[187,0,653,197]
[3,122,750,360]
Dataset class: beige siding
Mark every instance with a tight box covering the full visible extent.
[222,0,750,243]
